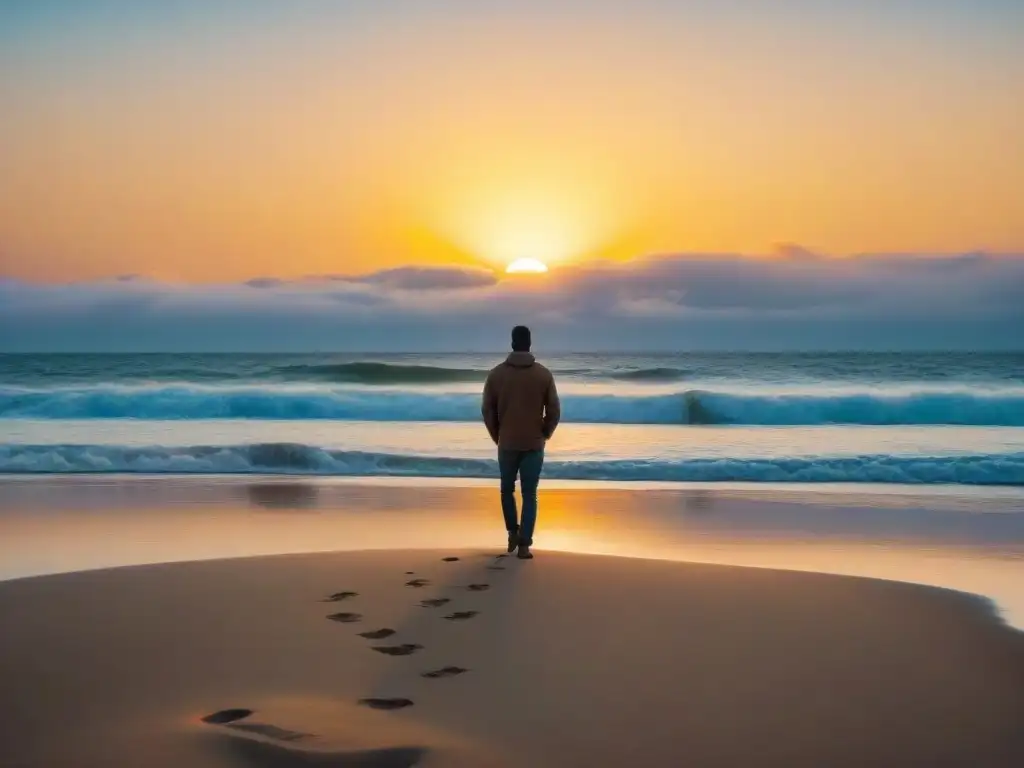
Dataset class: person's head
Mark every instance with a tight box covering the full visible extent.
[511,325,532,352]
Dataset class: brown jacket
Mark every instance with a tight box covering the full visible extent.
[481,352,561,451]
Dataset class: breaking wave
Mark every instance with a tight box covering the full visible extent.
[1,443,1021,484]
[609,367,689,382]
[272,362,688,384]
[271,362,488,384]
[2,385,1024,426]
[0,359,694,385]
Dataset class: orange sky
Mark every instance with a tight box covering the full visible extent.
[1,3,1022,282]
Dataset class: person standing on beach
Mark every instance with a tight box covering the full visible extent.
[481,325,560,559]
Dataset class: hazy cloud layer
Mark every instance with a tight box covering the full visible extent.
[342,266,498,291]
[2,253,1022,351]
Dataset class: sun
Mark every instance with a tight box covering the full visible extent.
[506,258,549,274]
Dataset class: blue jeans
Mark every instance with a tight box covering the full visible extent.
[498,448,544,546]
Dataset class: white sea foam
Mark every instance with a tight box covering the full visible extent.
[2,443,1022,484]
[2,384,1024,426]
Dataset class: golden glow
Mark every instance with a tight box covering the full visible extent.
[1,8,1022,281]
[418,141,635,273]
[506,258,549,274]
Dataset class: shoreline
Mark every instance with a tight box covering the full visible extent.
[2,475,1023,630]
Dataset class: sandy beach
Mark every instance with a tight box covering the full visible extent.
[1,544,1022,767]
[6,0,1024,761]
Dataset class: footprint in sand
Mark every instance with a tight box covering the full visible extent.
[359,697,415,710]
[405,578,430,588]
[422,666,468,679]
[197,708,442,765]
[202,709,254,725]
[442,556,460,562]
[201,709,309,742]
[372,643,423,656]
[420,598,451,608]
[326,612,362,624]
[443,611,479,622]
[465,583,490,592]
[322,591,358,602]
[358,628,396,640]
[198,704,499,768]
[486,565,506,571]
[405,571,415,575]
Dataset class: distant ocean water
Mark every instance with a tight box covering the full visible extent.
[1,352,1023,485]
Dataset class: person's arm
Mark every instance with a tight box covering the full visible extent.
[542,373,561,439]
[482,373,500,445]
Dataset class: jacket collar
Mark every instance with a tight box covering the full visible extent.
[504,351,536,368]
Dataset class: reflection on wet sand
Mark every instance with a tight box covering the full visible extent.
[0,476,1022,626]
[683,489,716,514]
[244,483,321,510]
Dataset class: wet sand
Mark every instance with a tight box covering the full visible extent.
[3,476,1024,627]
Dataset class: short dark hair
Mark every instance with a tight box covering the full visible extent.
[511,325,531,351]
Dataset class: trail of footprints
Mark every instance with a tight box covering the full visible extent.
[340,555,491,688]
[325,554,497,709]
[202,550,505,744]
[200,551,509,755]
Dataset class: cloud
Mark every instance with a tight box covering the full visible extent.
[342,266,498,291]
[2,251,1022,351]
[244,277,286,289]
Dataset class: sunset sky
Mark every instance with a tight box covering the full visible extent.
[1,1,1022,350]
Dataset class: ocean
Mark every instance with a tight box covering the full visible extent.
[1,351,1023,485]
